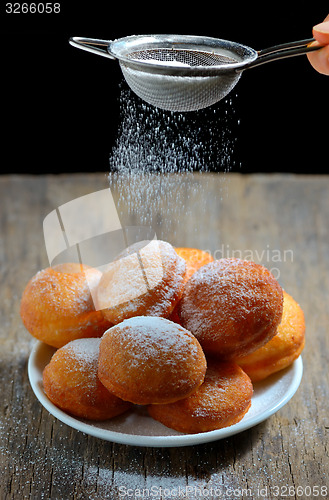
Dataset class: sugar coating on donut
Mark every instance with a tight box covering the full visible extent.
[148,360,253,433]
[43,338,132,420]
[64,337,100,368]
[97,240,186,324]
[20,264,111,348]
[178,258,283,360]
[236,290,305,381]
[98,316,207,405]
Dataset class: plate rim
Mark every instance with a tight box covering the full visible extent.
[28,340,303,448]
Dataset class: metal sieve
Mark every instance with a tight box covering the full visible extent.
[69,34,322,112]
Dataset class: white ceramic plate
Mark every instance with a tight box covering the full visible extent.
[28,341,303,448]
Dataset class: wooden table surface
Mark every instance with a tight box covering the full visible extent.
[1,173,328,500]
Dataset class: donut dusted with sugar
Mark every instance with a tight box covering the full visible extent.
[43,338,132,420]
[236,290,305,381]
[20,263,112,348]
[97,240,186,324]
[148,360,253,433]
[98,316,207,405]
[178,258,284,360]
[169,247,214,324]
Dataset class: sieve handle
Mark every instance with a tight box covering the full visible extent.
[247,37,323,69]
[69,37,116,59]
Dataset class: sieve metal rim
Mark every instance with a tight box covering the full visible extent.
[108,34,258,76]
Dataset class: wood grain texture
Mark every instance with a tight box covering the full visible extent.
[0,173,328,500]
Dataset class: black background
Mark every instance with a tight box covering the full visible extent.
[1,3,328,174]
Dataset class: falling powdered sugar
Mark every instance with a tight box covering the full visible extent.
[108,86,240,241]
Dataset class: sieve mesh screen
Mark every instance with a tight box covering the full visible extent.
[126,48,238,67]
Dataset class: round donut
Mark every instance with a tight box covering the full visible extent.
[236,291,305,381]
[98,316,207,405]
[96,240,186,324]
[20,263,111,348]
[174,247,214,282]
[178,258,283,360]
[43,338,132,420]
[148,360,253,433]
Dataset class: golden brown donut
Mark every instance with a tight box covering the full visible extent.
[236,291,305,381]
[174,247,214,282]
[168,247,214,325]
[20,263,111,348]
[178,258,283,360]
[98,316,207,405]
[97,240,186,324]
[43,338,132,420]
[148,360,253,433]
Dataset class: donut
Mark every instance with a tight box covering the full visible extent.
[167,247,214,325]
[98,316,207,405]
[43,338,132,420]
[20,263,111,348]
[148,360,253,433]
[236,291,305,381]
[178,258,283,360]
[96,240,186,324]
[174,247,214,282]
